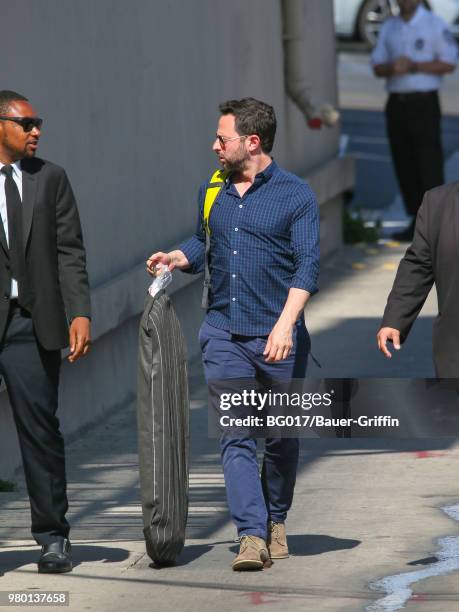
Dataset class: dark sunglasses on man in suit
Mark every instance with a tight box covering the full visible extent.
[0,117,43,132]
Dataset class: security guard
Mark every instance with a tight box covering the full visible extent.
[371,0,457,241]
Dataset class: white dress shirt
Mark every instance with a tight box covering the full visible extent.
[0,160,22,299]
[371,5,458,93]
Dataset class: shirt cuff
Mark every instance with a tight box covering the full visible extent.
[179,236,205,275]
[289,276,319,296]
[69,315,91,323]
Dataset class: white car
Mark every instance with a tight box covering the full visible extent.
[335,0,459,45]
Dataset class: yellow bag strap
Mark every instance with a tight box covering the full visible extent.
[203,169,229,234]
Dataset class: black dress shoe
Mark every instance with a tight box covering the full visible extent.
[38,538,72,574]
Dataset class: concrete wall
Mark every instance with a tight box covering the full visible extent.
[3,0,341,288]
[0,0,354,479]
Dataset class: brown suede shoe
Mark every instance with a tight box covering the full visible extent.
[232,535,269,571]
[267,521,289,559]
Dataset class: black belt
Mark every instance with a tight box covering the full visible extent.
[390,90,438,101]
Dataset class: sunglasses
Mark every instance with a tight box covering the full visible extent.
[0,116,43,132]
[216,134,248,148]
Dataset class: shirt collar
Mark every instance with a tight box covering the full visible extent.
[227,158,277,184]
[226,158,277,195]
[400,4,425,26]
[255,158,276,183]
[0,160,22,178]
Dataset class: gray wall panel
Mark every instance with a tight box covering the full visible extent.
[1,0,339,288]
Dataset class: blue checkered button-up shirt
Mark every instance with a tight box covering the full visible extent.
[179,160,319,336]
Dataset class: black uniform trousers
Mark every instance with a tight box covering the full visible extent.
[0,302,68,545]
[385,90,444,217]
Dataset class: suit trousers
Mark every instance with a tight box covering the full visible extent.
[386,91,444,217]
[0,303,68,545]
[199,319,309,540]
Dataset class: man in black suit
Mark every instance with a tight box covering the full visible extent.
[377,182,459,377]
[0,90,91,572]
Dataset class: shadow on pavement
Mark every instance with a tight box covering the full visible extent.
[147,540,235,569]
[227,534,360,557]
[0,544,129,576]
[288,534,360,556]
[407,555,439,566]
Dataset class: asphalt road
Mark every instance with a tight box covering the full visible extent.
[342,109,459,211]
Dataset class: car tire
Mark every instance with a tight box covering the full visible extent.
[356,0,430,47]
[356,0,393,47]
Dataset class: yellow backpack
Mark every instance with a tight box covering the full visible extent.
[203,168,229,233]
[202,168,229,307]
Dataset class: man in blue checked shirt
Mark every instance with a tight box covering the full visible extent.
[147,97,319,571]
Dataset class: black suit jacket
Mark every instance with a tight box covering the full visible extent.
[0,157,90,350]
[381,182,459,377]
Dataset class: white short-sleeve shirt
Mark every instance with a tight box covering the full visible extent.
[371,5,458,93]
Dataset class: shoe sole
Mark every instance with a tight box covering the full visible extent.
[269,553,289,559]
[232,559,264,571]
[232,551,269,571]
[38,565,72,574]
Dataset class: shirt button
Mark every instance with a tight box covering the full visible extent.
[232,297,236,301]
[232,274,236,278]
[233,250,237,255]
[239,205,243,208]
[234,228,238,231]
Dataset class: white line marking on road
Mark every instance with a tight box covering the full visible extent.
[367,503,459,611]
[351,136,388,145]
[351,152,392,162]
[339,134,350,157]
[189,474,224,479]
[364,221,408,228]
[101,505,226,515]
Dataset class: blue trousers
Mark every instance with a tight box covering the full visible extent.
[199,319,309,540]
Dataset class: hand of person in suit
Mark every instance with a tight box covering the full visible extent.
[377,327,401,358]
[68,317,91,363]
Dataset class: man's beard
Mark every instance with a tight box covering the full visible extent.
[222,146,250,173]
[2,134,33,159]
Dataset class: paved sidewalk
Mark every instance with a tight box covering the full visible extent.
[306,240,437,378]
[2,348,459,611]
[0,213,454,611]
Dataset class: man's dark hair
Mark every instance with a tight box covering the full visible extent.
[0,90,28,115]
[219,97,276,153]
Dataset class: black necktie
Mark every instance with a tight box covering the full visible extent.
[1,165,28,307]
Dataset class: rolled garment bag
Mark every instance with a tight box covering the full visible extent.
[137,287,189,564]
